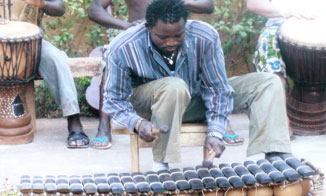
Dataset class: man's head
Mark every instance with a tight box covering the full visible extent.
[145,0,189,55]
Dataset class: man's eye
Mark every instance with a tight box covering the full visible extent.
[159,36,168,39]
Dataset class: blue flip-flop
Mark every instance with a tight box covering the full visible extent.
[223,133,244,146]
[90,136,112,149]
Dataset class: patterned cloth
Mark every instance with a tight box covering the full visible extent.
[253,23,287,78]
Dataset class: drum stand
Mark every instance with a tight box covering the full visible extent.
[287,84,326,135]
[0,84,34,144]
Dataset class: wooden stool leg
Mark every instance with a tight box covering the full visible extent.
[130,134,140,172]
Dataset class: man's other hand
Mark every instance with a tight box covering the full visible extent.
[204,136,225,158]
[138,120,157,142]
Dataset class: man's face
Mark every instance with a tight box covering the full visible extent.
[147,18,186,55]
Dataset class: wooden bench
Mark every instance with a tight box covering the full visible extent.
[26,57,208,172]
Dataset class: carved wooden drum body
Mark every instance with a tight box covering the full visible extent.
[0,20,42,144]
[278,17,326,135]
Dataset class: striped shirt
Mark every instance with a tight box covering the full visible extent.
[102,20,234,135]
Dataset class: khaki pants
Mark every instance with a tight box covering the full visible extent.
[130,73,291,163]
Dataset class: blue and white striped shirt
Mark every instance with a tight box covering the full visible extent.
[102,20,234,135]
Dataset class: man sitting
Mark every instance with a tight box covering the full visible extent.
[101,0,292,170]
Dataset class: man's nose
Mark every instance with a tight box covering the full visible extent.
[166,38,178,46]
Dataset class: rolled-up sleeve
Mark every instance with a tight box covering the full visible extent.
[102,49,142,132]
[200,34,234,135]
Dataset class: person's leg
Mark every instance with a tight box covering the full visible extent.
[130,77,191,167]
[90,69,112,149]
[275,73,294,140]
[87,46,112,149]
[39,40,89,148]
[253,24,294,139]
[228,72,292,157]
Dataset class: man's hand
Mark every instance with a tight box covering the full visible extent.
[138,120,158,142]
[130,19,144,26]
[22,0,45,8]
[123,19,145,30]
[204,136,225,158]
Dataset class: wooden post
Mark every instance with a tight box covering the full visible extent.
[130,134,140,172]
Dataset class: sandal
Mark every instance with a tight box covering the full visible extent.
[223,132,244,146]
[90,136,112,150]
[67,131,89,149]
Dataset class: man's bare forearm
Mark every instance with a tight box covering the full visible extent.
[42,0,65,16]
[184,0,214,14]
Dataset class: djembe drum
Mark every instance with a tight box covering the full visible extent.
[277,17,326,135]
[0,19,42,144]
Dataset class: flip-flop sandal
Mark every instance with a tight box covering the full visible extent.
[223,133,244,146]
[67,131,90,149]
[90,136,112,150]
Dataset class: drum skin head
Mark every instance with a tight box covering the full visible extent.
[279,17,326,47]
[0,21,41,38]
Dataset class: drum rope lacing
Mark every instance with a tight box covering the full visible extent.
[224,186,246,196]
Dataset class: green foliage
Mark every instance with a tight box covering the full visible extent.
[35,81,63,118]
[112,0,128,20]
[34,78,94,118]
[211,0,264,53]
[86,25,106,47]
[209,0,265,73]
[75,77,92,114]
[43,0,108,56]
